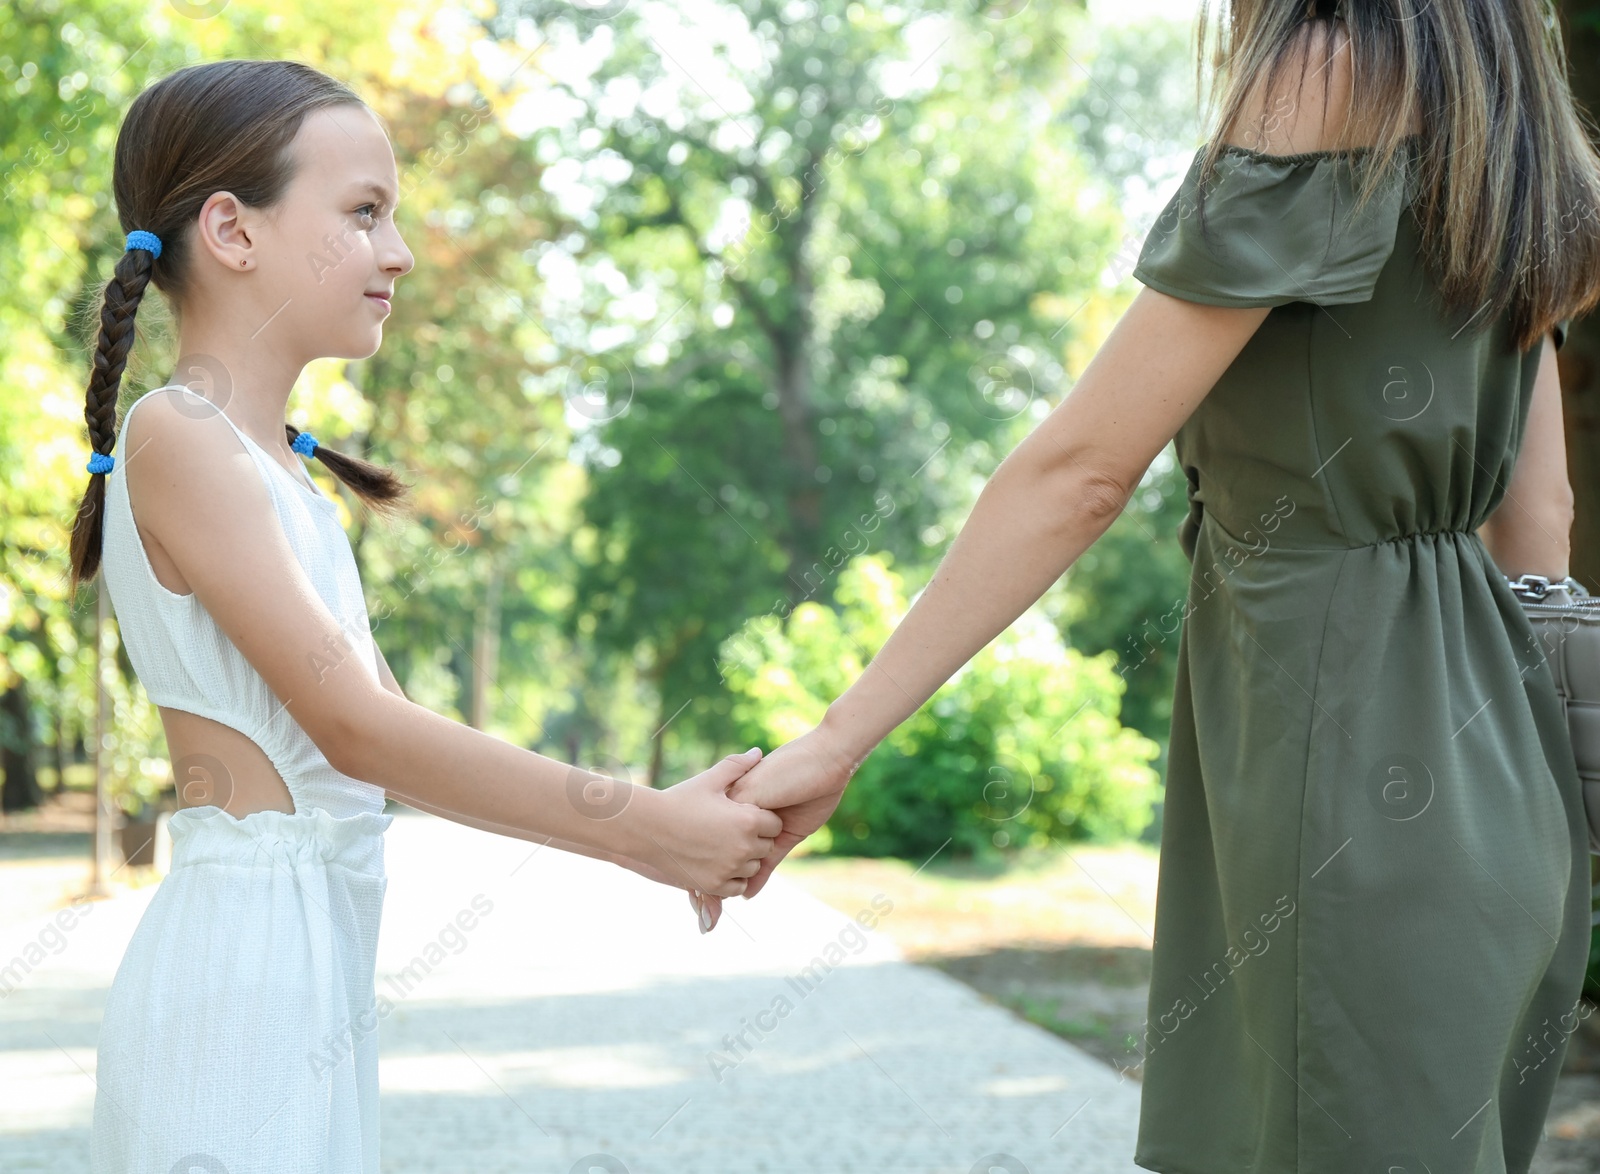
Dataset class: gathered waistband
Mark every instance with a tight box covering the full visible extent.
[167,804,393,872]
[1360,527,1480,547]
[1198,508,1486,554]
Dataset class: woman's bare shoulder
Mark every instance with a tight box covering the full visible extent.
[1221,19,1415,156]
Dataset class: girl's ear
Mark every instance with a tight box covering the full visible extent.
[194,190,257,273]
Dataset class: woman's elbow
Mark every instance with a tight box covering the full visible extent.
[1073,468,1135,523]
[1026,454,1132,530]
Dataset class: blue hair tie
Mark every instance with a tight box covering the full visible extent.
[87,452,115,475]
[125,230,162,258]
[291,431,319,458]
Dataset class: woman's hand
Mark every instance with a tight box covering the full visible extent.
[624,748,784,898]
[722,723,862,901]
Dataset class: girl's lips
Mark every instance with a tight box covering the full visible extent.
[365,294,391,312]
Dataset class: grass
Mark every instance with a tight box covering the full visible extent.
[778,840,1162,961]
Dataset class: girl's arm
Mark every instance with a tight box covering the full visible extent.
[366,641,639,871]
[1478,330,1573,579]
[372,641,407,701]
[123,390,779,898]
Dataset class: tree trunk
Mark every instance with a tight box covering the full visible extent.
[470,557,502,731]
[770,151,824,592]
[647,698,667,789]
[0,678,42,812]
[776,333,824,590]
[52,707,65,794]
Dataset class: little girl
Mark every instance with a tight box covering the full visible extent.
[66,59,779,1174]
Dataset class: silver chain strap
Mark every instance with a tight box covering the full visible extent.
[1506,573,1589,602]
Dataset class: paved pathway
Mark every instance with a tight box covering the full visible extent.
[0,806,1146,1173]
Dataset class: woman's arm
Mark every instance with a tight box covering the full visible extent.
[723,21,1382,906]
[786,290,1262,770]
[724,288,1272,896]
[124,390,779,898]
[1478,330,1574,579]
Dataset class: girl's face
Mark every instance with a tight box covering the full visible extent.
[246,104,414,361]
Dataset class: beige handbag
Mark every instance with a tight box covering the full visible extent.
[1507,573,1600,855]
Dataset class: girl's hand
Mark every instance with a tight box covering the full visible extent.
[612,852,697,890]
[607,848,727,933]
[628,748,783,898]
[608,853,722,935]
[726,723,859,808]
[691,727,861,933]
[688,889,720,933]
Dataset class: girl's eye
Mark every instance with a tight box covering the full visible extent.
[355,203,381,226]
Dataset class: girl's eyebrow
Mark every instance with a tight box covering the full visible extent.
[350,180,398,207]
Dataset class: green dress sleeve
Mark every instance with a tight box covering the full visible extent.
[1132,144,1410,309]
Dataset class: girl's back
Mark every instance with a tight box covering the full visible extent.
[102,385,387,821]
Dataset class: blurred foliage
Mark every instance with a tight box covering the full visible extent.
[720,555,1162,859]
[495,0,1150,777]
[2,0,1209,860]
[1058,12,1207,190]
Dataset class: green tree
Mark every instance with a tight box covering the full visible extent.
[497,0,1127,778]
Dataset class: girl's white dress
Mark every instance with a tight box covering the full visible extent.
[92,385,393,1174]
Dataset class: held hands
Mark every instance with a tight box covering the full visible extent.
[690,723,861,933]
[623,748,783,903]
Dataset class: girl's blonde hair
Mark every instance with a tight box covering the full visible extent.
[69,59,411,598]
[1192,0,1600,353]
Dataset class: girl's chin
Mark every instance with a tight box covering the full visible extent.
[323,332,385,361]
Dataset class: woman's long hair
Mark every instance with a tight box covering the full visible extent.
[1191,0,1600,353]
[68,59,411,598]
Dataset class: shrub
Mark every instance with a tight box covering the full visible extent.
[720,554,1160,859]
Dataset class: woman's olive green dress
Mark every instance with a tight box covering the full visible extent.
[1128,136,1592,1174]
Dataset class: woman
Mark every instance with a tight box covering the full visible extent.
[716,2,1600,1170]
